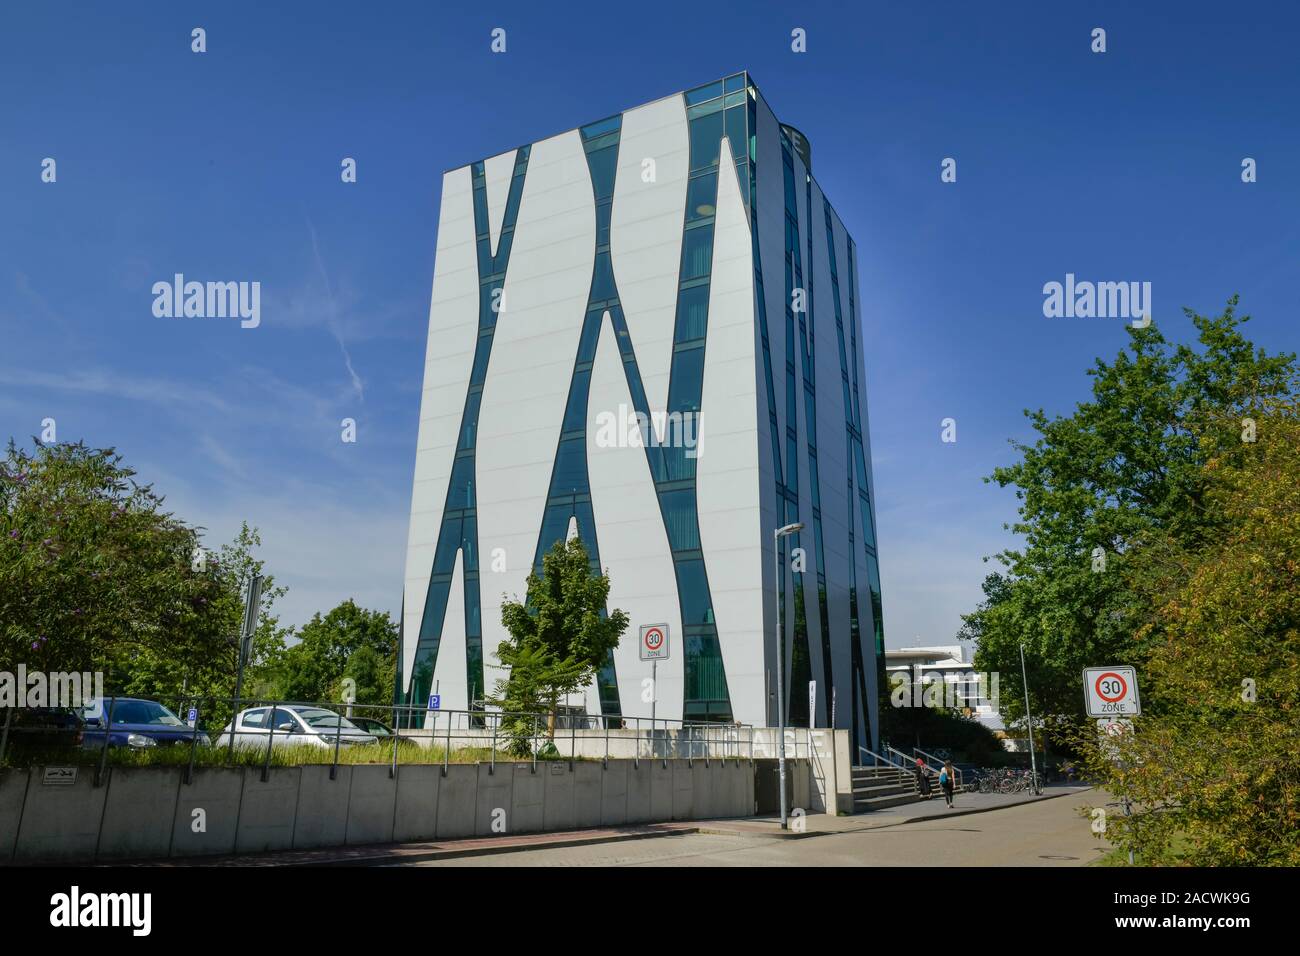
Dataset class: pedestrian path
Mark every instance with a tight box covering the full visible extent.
[122,785,1095,866]
[695,785,1094,839]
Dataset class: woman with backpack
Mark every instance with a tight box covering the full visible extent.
[939,759,956,808]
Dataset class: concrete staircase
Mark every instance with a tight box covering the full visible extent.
[850,764,929,812]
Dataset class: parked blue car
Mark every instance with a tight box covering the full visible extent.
[81,698,210,749]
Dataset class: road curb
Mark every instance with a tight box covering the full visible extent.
[321,826,701,866]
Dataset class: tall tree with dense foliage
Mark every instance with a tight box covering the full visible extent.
[1,440,285,701]
[272,599,397,706]
[110,523,289,702]
[492,538,628,752]
[962,299,1297,737]
[1078,397,1300,865]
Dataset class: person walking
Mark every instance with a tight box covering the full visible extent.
[939,759,956,808]
[914,757,932,800]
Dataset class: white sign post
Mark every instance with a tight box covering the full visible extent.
[1083,666,1141,717]
[1094,713,1137,864]
[1096,717,1134,762]
[639,624,670,724]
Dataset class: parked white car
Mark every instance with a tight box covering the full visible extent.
[214,705,378,750]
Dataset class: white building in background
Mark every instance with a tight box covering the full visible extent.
[401,73,887,753]
[884,644,1004,732]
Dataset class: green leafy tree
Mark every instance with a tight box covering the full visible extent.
[273,599,397,706]
[963,299,1297,741]
[492,538,628,754]
[0,441,285,705]
[1075,398,1300,864]
[108,523,289,704]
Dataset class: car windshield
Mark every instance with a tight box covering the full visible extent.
[294,709,360,730]
[104,700,184,726]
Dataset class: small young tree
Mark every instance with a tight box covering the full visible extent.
[492,537,628,755]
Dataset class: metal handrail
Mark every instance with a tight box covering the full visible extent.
[857,745,906,770]
[17,694,760,783]
[884,744,915,768]
[913,746,965,792]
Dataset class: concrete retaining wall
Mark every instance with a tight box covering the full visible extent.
[14,766,107,860]
[345,765,396,845]
[1,757,807,863]
[392,764,440,843]
[236,767,301,854]
[293,766,351,850]
[0,770,29,863]
[171,767,243,858]
[543,761,575,832]
[434,764,476,838]
[626,761,652,823]
[98,766,182,859]
[510,763,545,834]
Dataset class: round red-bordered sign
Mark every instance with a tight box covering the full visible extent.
[644,627,664,651]
[1094,671,1128,703]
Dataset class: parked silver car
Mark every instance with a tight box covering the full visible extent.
[214,705,377,750]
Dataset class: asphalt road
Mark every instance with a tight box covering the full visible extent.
[403,787,1113,866]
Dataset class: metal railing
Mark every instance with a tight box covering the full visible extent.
[857,745,906,770]
[0,694,761,786]
[884,743,916,769]
[912,746,966,792]
[857,745,966,796]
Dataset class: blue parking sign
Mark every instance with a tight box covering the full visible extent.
[186,707,198,727]
[427,694,441,710]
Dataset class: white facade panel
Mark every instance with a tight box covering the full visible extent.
[586,312,685,722]
[611,94,689,431]
[427,550,467,729]
[402,165,478,683]
[476,130,595,694]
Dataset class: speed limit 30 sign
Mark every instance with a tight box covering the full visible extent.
[639,624,670,661]
[1083,666,1141,717]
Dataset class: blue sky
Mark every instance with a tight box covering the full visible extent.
[3,1,1298,649]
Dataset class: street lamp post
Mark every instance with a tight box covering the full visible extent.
[1019,643,1040,795]
[773,521,804,830]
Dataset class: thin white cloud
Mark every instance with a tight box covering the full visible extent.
[306,217,365,402]
[0,366,232,413]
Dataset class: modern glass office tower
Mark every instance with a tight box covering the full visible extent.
[400,73,886,753]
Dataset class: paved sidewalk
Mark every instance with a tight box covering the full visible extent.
[691,785,1094,839]
[124,823,700,867]
[119,785,1094,866]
